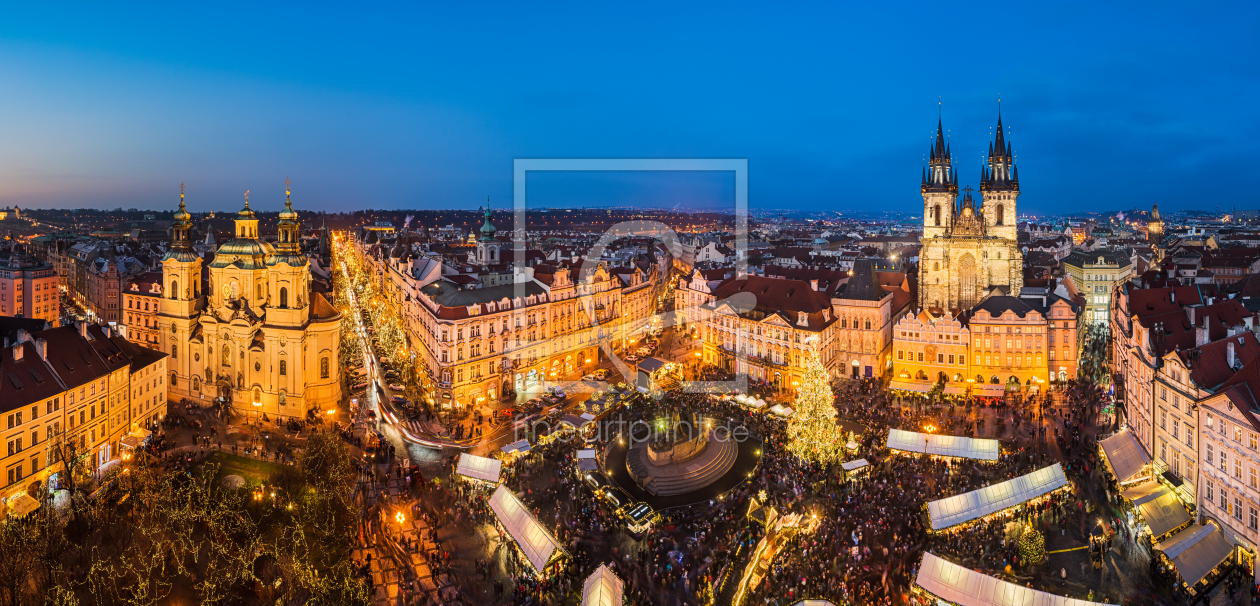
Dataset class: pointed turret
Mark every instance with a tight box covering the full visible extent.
[980,110,1019,237]
[275,179,301,255]
[170,183,193,253]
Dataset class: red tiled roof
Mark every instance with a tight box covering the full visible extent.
[1181,331,1260,391]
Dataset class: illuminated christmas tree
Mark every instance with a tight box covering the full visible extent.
[786,344,844,463]
[1018,525,1045,565]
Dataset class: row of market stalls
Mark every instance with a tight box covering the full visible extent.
[926,464,1068,532]
[1098,428,1237,595]
[914,552,1118,605]
[887,429,1000,461]
[889,379,1008,399]
[721,392,794,418]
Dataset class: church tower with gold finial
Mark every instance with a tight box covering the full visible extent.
[1148,203,1164,260]
[160,183,206,397]
[160,181,341,421]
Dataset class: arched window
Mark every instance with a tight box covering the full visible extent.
[170,280,178,299]
[192,376,200,391]
[169,372,177,386]
[257,282,264,300]
[279,393,287,407]
[864,319,871,330]
[279,360,287,376]
[279,287,288,308]
[320,357,329,379]
[222,345,231,366]
[933,205,941,227]
[996,204,1005,226]
[253,387,262,404]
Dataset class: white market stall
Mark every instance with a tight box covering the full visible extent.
[926,464,1068,531]
[581,564,624,606]
[769,404,794,418]
[1154,522,1236,590]
[488,485,568,576]
[915,552,1117,606]
[1098,428,1150,484]
[1122,481,1191,540]
[887,429,1000,461]
[456,453,503,485]
[576,450,596,459]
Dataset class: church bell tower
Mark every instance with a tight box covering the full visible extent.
[922,116,957,240]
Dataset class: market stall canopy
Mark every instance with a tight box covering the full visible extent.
[502,439,532,454]
[637,357,668,373]
[560,415,589,429]
[769,405,794,417]
[751,398,767,409]
[943,384,966,396]
[1099,428,1150,483]
[887,429,999,461]
[926,464,1067,531]
[841,459,869,472]
[119,428,153,450]
[888,379,932,393]
[581,564,624,606]
[576,450,596,459]
[456,453,503,484]
[488,485,567,573]
[915,552,1117,606]
[5,494,40,518]
[734,394,750,404]
[1154,522,1235,588]
[973,384,1005,396]
[1122,482,1190,539]
[578,459,599,472]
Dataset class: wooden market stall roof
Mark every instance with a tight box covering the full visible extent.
[1098,428,1150,483]
[456,453,503,484]
[581,564,623,606]
[915,552,1117,606]
[926,464,1067,531]
[887,428,1000,461]
[1121,481,1190,539]
[488,485,568,573]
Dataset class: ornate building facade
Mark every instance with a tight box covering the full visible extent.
[918,115,1024,312]
[159,186,341,420]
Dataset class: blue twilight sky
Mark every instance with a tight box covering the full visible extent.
[0,2,1256,216]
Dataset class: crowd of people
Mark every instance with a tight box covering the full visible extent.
[344,361,1212,606]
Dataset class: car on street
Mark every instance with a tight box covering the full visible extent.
[387,383,405,392]
[391,395,408,404]
[594,369,609,380]
[350,380,368,391]
[582,374,600,382]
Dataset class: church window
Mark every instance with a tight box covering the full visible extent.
[279,287,288,308]
[169,372,176,386]
[254,362,261,372]
[279,360,286,376]
[222,345,231,366]
[933,205,941,227]
[864,320,871,330]
[996,204,1004,225]
[320,357,329,379]
[192,377,200,391]
[933,261,939,271]
[169,280,177,299]
[253,387,262,404]
[257,282,263,300]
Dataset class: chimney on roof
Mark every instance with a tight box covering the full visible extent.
[11,343,22,362]
[78,321,89,341]
[1229,340,1237,369]
[1197,315,1210,347]
[34,338,46,361]
[810,279,819,291]
[1188,306,1196,326]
